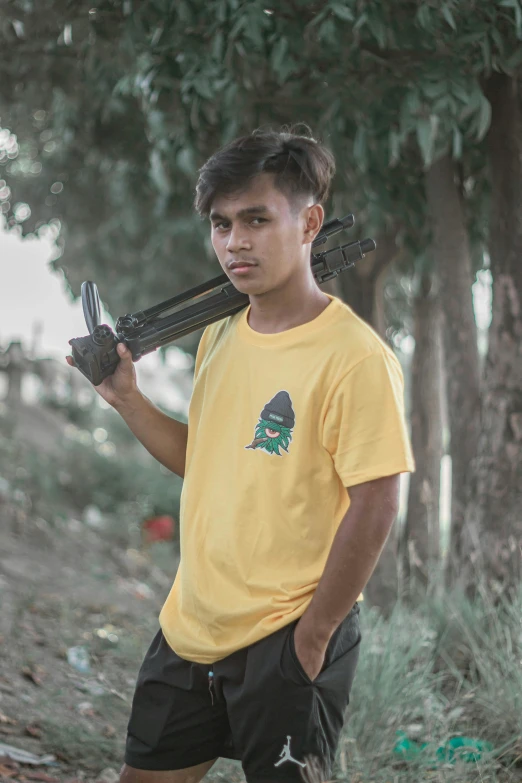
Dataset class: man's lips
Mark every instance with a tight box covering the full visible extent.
[228,260,257,270]
[228,260,258,274]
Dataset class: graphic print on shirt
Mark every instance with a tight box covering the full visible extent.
[245,390,295,456]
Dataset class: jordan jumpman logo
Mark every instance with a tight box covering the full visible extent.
[274,735,306,768]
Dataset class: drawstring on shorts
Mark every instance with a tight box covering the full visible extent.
[208,668,214,706]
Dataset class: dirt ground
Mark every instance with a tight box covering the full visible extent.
[0,517,246,783]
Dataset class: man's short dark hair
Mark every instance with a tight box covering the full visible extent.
[194,126,336,217]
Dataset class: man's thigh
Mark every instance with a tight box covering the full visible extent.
[217,604,362,782]
[124,629,231,771]
[120,758,217,783]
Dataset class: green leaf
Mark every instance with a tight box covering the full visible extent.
[216,0,228,23]
[229,15,246,39]
[190,95,200,129]
[353,126,367,171]
[404,90,421,115]
[192,75,214,100]
[243,7,268,49]
[306,7,331,29]
[212,31,224,61]
[446,95,457,114]
[441,4,457,30]
[416,115,439,167]
[389,129,401,165]
[416,4,431,29]
[490,26,505,56]
[353,11,368,31]
[372,19,387,48]
[271,36,288,74]
[452,127,462,160]
[113,75,134,96]
[422,80,447,99]
[451,79,473,104]
[176,147,195,176]
[481,35,492,71]
[318,17,337,44]
[432,95,450,114]
[278,55,297,82]
[476,95,491,140]
[399,89,421,135]
[329,2,354,22]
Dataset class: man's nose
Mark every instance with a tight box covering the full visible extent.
[226,224,250,253]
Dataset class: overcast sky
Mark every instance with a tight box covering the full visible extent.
[0,220,193,413]
[0,220,102,358]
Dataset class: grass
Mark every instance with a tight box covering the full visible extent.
[334,588,522,783]
[42,716,124,770]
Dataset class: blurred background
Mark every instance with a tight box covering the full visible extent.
[0,2,521,782]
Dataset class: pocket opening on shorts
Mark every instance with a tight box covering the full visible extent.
[286,606,361,686]
[288,622,315,686]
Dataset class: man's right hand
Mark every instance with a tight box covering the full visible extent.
[65,342,138,409]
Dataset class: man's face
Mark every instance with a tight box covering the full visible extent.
[209,173,316,296]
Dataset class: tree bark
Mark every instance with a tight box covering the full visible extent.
[403,268,444,592]
[424,156,481,585]
[337,227,404,613]
[338,263,377,325]
[463,74,522,593]
[336,227,400,329]
[373,265,388,339]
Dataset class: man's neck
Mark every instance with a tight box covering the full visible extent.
[247,273,331,335]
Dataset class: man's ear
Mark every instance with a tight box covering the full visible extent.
[302,203,325,245]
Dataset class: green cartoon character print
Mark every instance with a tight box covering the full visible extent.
[245,391,295,456]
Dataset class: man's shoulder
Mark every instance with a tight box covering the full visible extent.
[327,298,396,367]
[200,310,243,354]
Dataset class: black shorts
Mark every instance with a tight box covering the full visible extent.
[125,604,361,782]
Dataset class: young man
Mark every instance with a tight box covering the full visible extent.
[68,129,415,782]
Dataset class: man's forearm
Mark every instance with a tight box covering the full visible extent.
[299,475,400,644]
[114,390,188,478]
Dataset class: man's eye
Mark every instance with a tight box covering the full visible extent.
[251,218,267,225]
[213,222,229,230]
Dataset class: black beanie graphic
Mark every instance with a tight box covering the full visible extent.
[245,390,296,456]
[261,391,295,429]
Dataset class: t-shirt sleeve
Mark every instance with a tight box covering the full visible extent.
[193,326,211,381]
[193,316,234,381]
[322,348,416,487]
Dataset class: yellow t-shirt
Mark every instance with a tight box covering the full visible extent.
[159,295,415,663]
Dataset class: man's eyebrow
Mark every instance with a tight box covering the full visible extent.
[209,205,270,221]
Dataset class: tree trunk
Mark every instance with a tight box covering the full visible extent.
[424,156,481,585]
[403,268,444,592]
[373,265,388,340]
[337,227,400,329]
[464,74,522,593]
[338,264,377,325]
[338,228,404,613]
